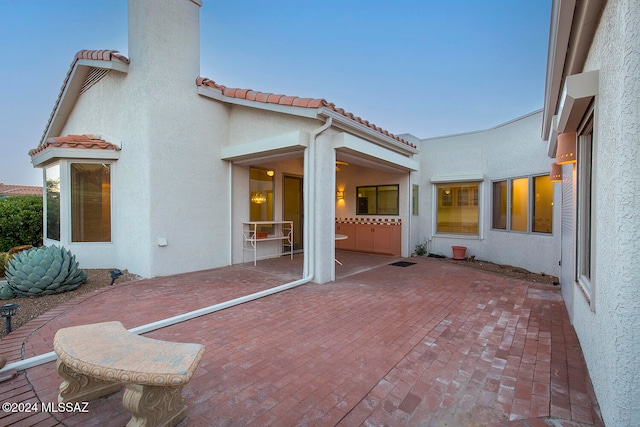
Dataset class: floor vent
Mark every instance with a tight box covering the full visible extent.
[389,261,416,267]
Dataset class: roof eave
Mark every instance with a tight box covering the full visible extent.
[30,146,121,168]
[541,0,606,142]
[318,109,419,157]
[39,59,129,147]
[541,0,576,141]
[198,85,419,157]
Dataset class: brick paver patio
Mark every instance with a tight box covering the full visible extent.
[0,254,602,426]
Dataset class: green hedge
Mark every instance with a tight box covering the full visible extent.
[0,195,43,252]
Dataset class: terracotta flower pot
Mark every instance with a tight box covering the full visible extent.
[452,246,467,260]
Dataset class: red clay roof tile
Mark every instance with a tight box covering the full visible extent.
[196,77,415,148]
[29,134,120,157]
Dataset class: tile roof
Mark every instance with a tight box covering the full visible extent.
[29,134,121,157]
[0,183,43,197]
[37,50,129,148]
[196,77,416,149]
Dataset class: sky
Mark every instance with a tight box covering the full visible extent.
[0,0,551,186]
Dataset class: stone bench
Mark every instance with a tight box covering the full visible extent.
[53,321,205,427]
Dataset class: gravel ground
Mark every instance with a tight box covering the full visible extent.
[446,257,560,285]
[0,258,558,340]
[0,269,140,339]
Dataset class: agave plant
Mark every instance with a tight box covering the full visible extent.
[5,246,88,296]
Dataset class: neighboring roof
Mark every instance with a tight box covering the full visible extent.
[0,183,43,197]
[196,77,417,149]
[37,50,130,148]
[29,134,121,157]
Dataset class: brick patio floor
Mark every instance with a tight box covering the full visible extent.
[0,254,603,426]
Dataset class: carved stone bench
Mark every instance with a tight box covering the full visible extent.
[53,321,205,427]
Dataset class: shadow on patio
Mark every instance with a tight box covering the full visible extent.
[0,254,602,426]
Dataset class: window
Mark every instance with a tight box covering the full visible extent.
[491,175,553,234]
[71,163,111,242]
[45,165,60,241]
[532,175,554,233]
[492,181,507,229]
[511,178,529,232]
[356,184,399,215]
[412,184,419,216]
[436,183,479,235]
[250,167,274,231]
[576,118,593,297]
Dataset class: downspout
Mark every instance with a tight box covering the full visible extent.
[228,159,233,266]
[0,117,334,376]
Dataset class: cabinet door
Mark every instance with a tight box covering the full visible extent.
[373,226,394,255]
[355,224,374,252]
[340,224,356,250]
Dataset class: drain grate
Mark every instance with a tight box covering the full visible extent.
[389,261,416,267]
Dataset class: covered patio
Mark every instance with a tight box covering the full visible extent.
[0,254,602,426]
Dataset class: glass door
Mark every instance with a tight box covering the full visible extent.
[283,175,303,251]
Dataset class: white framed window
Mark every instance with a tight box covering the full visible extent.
[45,164,61,241]
[70,163,112,242]
[43,161,114,244]
[435,182,480,235]
[250,167,275,233]
[576,110,594,302]
[491,175,553,234]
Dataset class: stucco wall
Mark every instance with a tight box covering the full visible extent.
[417,111,561,276]
[569,0,640,424]
[55,0,235,278]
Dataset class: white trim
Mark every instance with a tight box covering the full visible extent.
[430,174,485,184]
[547,115,560,158]
[542,0,576,140]
[332,132,419,172]
[220,131,309,164]
[31,147,120,168]
[557,70,599,133]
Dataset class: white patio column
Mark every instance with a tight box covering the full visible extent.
[312,132,336,284]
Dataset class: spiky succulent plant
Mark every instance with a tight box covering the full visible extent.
[5,246,87,296]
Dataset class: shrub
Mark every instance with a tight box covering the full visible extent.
[0,195,43,252]
[414,239,429,256]
[5,245,87,296]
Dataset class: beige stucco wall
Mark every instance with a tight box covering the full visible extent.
[417,111,561,276]
[567,0,640,424]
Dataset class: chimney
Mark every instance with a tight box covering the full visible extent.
[128,0,201,84]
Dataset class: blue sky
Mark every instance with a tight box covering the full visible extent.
[0,0,551,186]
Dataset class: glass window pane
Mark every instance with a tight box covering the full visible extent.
[412,185,419,216]
[45,165,60,241]
[250,167,274,232]
[492,181,507,229]
[436,183,479,235]
[71,163,111,242]
[533,175,553,233]
[577,134,593,282]
[356,186,377,214]
[511,178,528,232]
[378,185,399,215]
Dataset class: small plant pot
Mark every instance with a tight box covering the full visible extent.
[452,246,467,260]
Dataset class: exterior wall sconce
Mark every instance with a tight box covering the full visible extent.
[336,190,344,201]
[550,163,563,182]
[266,170,275,177]
[556,132,577,164]
[251,192,266,204]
